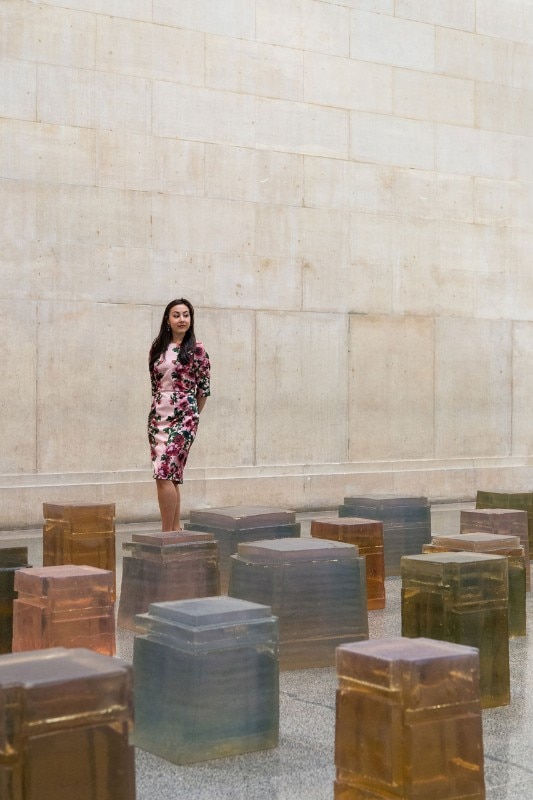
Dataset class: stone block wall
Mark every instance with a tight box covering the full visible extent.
[1,0,532,526]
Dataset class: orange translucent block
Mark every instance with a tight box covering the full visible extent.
[339,496,431,577]
[185,505,301,592]
[476,490,533,557]
[311,517,385,609]
[461,507,530,591]
[13,565,115,656]
[335,638,485,800]
[0,647,135,800]
[117,530,220,631]
[133,596,279,764]
[43,501,116,593]
[229,538,368,669]
[401,552,510,708]
[0,547,29,655]
[424,533,526,638]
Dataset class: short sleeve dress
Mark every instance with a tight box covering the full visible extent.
[148,342,211,483]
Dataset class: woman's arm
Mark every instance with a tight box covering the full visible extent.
[197,394,207,413]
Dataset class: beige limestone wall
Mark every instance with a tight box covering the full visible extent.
[1,0,532,527]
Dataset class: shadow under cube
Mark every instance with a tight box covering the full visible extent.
[335,637,485,800]
[43,501,116,594]
[13,564,115,656]
[311,516,385,609]
[0,547,29,654]
[401,552,510,708]
[0,647,135,800]
[425,532,526,638]
[184,505,300,592]
[133,596,279,764]
[229,538,368,669]
[339,496,430,577]
[117,530,220,631]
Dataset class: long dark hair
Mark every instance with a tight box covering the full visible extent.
[149,298,196,370]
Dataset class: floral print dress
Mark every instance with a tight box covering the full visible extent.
[148,343,211,483]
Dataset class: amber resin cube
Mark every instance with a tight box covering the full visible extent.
[133,596,279,764]
[462,507,530,591]
[185,505,301,592]
[401,552,510,708]
[43,501,116,592]
[229,538,368,669]
[117,530,220,631]
[13,565,115,656]
[0,547,29,654]
[339,496,431,577]
[424,533,526,638]
[311,517,385,609]
[476,490,533,556]
[335,638,485,800]
[0,647,135,800]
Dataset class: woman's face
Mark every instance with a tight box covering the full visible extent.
[167,303,191,339]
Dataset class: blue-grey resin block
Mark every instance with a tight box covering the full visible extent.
[229,538,368,669]
[184,506,300,592]
[133,596,279,764]
[339,495,431,577]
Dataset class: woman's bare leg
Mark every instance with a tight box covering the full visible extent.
[156,479,178,531]
[171,482,181,531]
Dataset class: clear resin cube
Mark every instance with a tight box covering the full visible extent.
[461,507,530,591]
[339,496,431,577]
[335,638,485,800]
[401,552,509,708]
[133,596,279,764]
[117,530,220,631]
[0,646,135,800]
[13,565,115,656]
[229,538,368,669]
[185,505,300,591]
[0,547,29,654]
[311,517,385,609]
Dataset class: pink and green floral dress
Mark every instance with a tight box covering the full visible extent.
[148,343,210,483]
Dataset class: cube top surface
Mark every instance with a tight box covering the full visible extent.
[189,505,295,529]
[131,531,214,545]
[403,551,506,566]
[146,596,273,627]
[337,636,478,664]
[435,533,521,551]
[0,646,128,687]
[0,546,29,567]
[343,495,428,507]
[15,564,114,593]
[312,517,381,528]
[237,537,358,563]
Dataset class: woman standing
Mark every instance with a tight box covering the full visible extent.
[148,299,210,531]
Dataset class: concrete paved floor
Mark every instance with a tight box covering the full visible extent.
[2,502,531,799]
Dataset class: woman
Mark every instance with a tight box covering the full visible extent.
[148,299,210,531]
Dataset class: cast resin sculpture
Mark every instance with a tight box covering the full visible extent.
[476,490,533,554]
[311,517,385,609]
[43,501,116,591]
[335,638,485,800]
[133,596,278,764]
[185,505,300,591]
[424,533,526,637]
[0,647,135,800]
[13,565,115,655]
[229,538,368,669]
[461,507,530,591]
[0,547,29,654]
[118,530,220,631]
[401,552,510,708]
[338,495,430,576]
